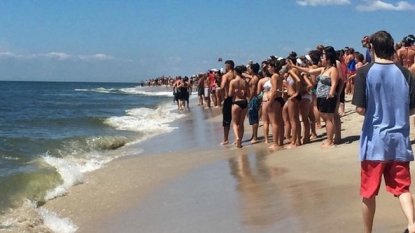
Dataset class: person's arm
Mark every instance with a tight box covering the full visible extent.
[220,74,227,89]
[228,80,234,97]
[328,67,338,99]
[351,67,367,115]
[348,73,357,80]
[294,65,324,76]
[301,72,313,91]
[410,63,415,78]
[256,79,263,97]
[288,70,301,99]
[245,80,251,100]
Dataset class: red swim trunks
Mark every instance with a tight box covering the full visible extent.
[360,161,411,198]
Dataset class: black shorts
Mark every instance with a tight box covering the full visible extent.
[198,87,204,96]
[222,97,232,126]
[317,96,337,113]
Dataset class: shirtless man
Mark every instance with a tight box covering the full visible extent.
[398,35,415,68]
[246,63,260,143]
[197,74,205,106]
[221,60,235,145]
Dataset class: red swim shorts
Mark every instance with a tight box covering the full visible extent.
[360,161,411,198]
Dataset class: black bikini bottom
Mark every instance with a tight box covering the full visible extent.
[287,95,301,101]
[274,97,285,106]
[233,100,248,110]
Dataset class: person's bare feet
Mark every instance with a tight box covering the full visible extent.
[268,144,280,150]
[316,124,322,129]
[236,138,242,148]
[221,140,229,145]
[406,224,415,233]
[310,134,317,140]
[320,142,333,148]
[251,139,258,144]
[284,144,297,149]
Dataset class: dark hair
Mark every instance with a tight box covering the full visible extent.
[370,30,395,59]
[225,60,235,69]
[234,65,247,76]
[269,59,287,73]
[308,50,321,66]
[357,53,364,63]
[261,60,269,66]
[287,51,297,65]
[404,35,415,47]
[250,63,260,74]
[323,46,339,66]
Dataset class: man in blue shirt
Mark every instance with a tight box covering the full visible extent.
[361,36,372,64]
[353,30,415,233]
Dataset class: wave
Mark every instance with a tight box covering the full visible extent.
[104,102,184,136]
[75,86,197,97]
[0,200,77,233]
[118,87,174,97]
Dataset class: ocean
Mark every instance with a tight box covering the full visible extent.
[0,81,186,232]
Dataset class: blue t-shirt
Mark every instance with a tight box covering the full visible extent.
[365,48,372,63]
[352,63,415,161]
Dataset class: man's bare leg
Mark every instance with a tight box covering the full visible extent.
[398,193,415,233]
[251,123,258,143]
[222,126,230,145]
[362,197,376,233]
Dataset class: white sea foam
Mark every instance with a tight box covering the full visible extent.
[43,156,84,200]
[104,103,185,134]
[37,207,78,233]
[91,87,116,93]
[74,88,89,92]
[119,87,174,97]
[0,200,77,233]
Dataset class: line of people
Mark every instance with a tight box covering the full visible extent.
[216,42,375,149]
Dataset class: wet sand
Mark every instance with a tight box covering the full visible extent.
[44,98,415,233]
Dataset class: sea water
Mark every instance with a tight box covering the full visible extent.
[0,81,185,232]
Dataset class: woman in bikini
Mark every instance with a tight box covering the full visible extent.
[257,64,272,144]
[288,47,339,148]
[307,50,323,131]
[296,57,314,144]
[281,57,304,148]
[266,59,286,150]
[229,65,250,148]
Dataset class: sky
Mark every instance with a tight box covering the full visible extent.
[0,0,415,83]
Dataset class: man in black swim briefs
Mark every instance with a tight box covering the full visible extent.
[220,60,235,145]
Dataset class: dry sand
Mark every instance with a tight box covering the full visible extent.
[43,98,415,233]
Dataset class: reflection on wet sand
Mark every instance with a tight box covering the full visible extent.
[228,151,298,230]
[228,150,360,233]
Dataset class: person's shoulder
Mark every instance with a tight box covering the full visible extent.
[394,63,413,79]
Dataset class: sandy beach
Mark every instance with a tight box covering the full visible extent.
[43,98,415,233]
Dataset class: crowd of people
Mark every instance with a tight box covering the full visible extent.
[146,31,415,233]
[166,33,415,151]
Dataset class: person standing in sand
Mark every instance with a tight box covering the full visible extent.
[266,59,286,150]
[197,74,205,106]
[246,63,260,143]
[289,46,339,148]
[229,65,250,148]
[220,60,235,145]
[352,30,415,233]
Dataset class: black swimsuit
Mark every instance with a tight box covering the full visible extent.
[287,94,301,101]
[233,100,248,109]
[274,97,285,107]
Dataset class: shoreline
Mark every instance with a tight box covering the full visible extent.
[41,96,415,232]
